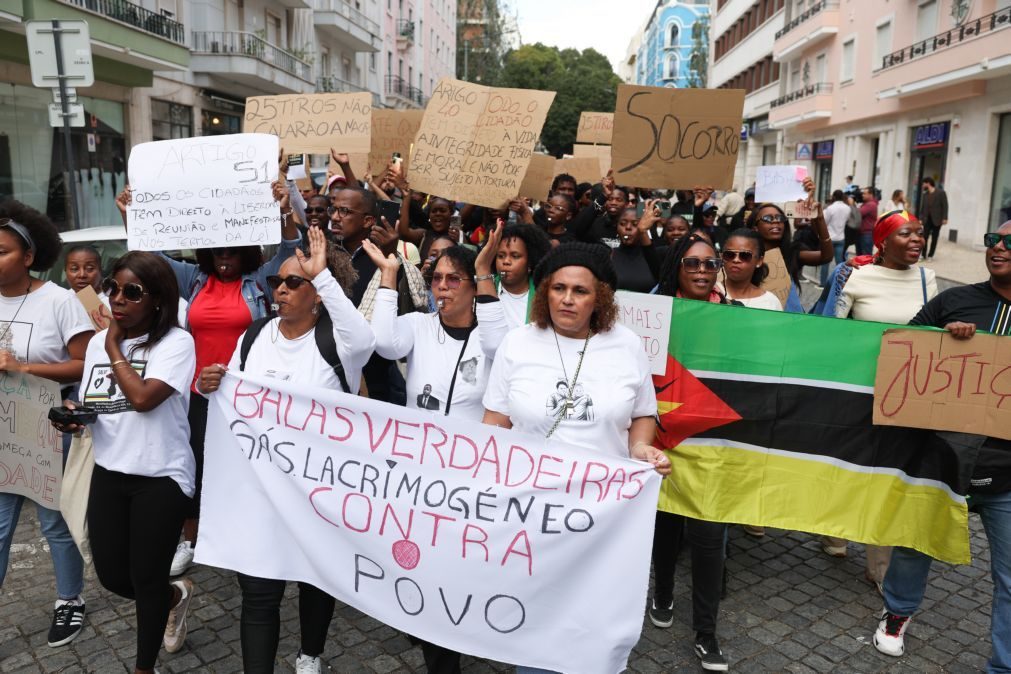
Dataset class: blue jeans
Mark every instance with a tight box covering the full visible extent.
[819,240,847,286]
[0,493,85,599]
[858,232,874,255]
[883,490,1011,673]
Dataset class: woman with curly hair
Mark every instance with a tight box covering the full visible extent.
[481,242,670,673]
[0,200,94,647]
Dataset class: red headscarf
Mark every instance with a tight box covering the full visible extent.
[851,209,918,267]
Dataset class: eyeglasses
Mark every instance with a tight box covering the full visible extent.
[681,257,722,273]
[758,214,785,224]
[721,249,755,263]
[101,278,149,303]
[984,233,1011,249]
[211,247,237,256]
[305,206,330,214]
[266,274,311,290]
[432,272,468,288]
[332,206,361,218]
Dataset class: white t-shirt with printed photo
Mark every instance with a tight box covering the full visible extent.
[0,281,92,365]
[483,323,657,458]
[82,327,196,496]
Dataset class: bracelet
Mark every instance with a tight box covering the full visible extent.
[280,208,293,218]
[109,359,128,368]
[474,273,495,282]
[112,361,133,370]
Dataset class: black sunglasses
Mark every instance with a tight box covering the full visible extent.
[758,213,785,224]
[101,278,149,303]
[266,274,311,291]
[681,257,722,273]
[721,249,755,263]
[984,233,1011,249]
[305,206,331,214]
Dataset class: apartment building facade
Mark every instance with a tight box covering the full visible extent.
[0,0,455,230]
[711,0,787,190]
[769,0,1011,241]
[632,0,711,89]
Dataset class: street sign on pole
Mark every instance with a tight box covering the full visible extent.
[25,19,92,231]
[26,20,94,88]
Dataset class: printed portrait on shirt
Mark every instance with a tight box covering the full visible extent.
[416,383,441,411]
[0,320,31,361]
[83,360,147,413]
[458,356,479,386]
[545,378,594,422]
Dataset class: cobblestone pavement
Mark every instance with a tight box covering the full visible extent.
[1,507,995,673]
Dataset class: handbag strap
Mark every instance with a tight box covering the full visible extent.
[920,267,927,306]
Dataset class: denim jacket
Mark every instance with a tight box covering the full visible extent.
[161,235,302,328]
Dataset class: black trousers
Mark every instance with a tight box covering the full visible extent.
[420,642,461,673]
[186,393,208,518]
[88,464,190,670]
[651,510,727,635]
[237,573,335,673]
[924,223,941,258]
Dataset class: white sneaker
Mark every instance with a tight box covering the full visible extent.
[295,652,322,674]
[873,608,910,656]
[170,541,194,577]
[163,578,195,654]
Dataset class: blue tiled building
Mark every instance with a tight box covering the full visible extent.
[635,0,711,88]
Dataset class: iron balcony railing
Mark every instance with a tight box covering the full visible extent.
[397,19,415,40]
[192,31,313,82]
[312,0,380,37]
[62,0,185,44]
[316,75,367,93]
[880,6,1011,70]
[770,82,833,109]
[775,0,838,40]
[385,75,425,106]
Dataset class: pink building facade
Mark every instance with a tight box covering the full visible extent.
[381,0,457,108]
[769,0,1011,243]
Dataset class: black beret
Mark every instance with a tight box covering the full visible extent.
[532,242,617,291]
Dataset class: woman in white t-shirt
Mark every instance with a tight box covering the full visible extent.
[494,223,551,330]
[0,204,93,648]
[197,226,375,673]
[718,229,783,311]
[481,242,671,674]
[53,251,195,673]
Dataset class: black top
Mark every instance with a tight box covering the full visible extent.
[566,196,619,248]
[612,245,662,293]
[911,281,1011,493]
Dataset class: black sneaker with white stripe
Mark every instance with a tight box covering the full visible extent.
[48,600,85,647]
[694,632,728,671]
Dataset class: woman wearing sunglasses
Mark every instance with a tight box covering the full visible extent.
[53,251,196,673]
[746,177,833,312]
[0,203,93,648]
[196,226,373,673]
[612,203,663,293]
[718,229,783,310]
[652,233,733,670]
[822,210,937,587]
[116,181,301,577]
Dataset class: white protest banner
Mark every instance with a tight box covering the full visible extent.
[127,134,280,252]
[409,77,555,209]
[197,372,661,674]
[755,165,809,203]
[0,371,63,507]
[616,291,671,376]
[243,93,372,154]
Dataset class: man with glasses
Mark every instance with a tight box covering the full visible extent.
[873,220,1011,671]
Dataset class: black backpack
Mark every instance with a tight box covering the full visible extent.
[238,309,350,393]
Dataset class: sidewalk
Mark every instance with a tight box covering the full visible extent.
[919,238,989,286]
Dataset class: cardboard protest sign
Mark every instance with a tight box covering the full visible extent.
[616,291,671,375]
[555,157,601,185]
[611,84,745,190]
[369,109,423,178]
[874,329,1011,441]
[573,143,611,177]
[243,93,371,154]
[760,247,791,309]
[518,153,556,201]
[126,134,280,251]
[75,286,105,330]
[576,112,614,145]
[755,165,809,203]
[409,77,555,209]
[0,372,63,507]
[198,372,660,674]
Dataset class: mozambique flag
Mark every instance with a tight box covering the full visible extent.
[654,298,977,564]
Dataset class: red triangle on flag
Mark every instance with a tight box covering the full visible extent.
[653,353,741,448]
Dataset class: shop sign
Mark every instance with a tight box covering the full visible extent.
[912,122,949,150]
[815,140,834,160]
[796,143,813,160]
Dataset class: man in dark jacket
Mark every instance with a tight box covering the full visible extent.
[872,220,1011,671]
[918,177,948,260]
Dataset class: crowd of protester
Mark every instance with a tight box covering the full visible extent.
[0,144,1005,674]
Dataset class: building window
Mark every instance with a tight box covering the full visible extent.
[202,110,240,136]
[916,0,938,40]
[370,53,376,72]
[840,38,855,82]
[151,100,192,140]
[669,23,680,47]
[874,21,892,65]
[665,53,680,80]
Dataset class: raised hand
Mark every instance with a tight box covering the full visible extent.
[475,217,504,277]
[361,238,400,272]
[295,226,328,279]
[271,180,290,209]
[370,216,400,256]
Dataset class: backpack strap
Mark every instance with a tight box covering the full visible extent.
[313,309,350,394]
[238,316,274,372]
[920,267,927,306]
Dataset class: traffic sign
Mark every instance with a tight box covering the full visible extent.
[49,102,84,127]
[26,20,94,88]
